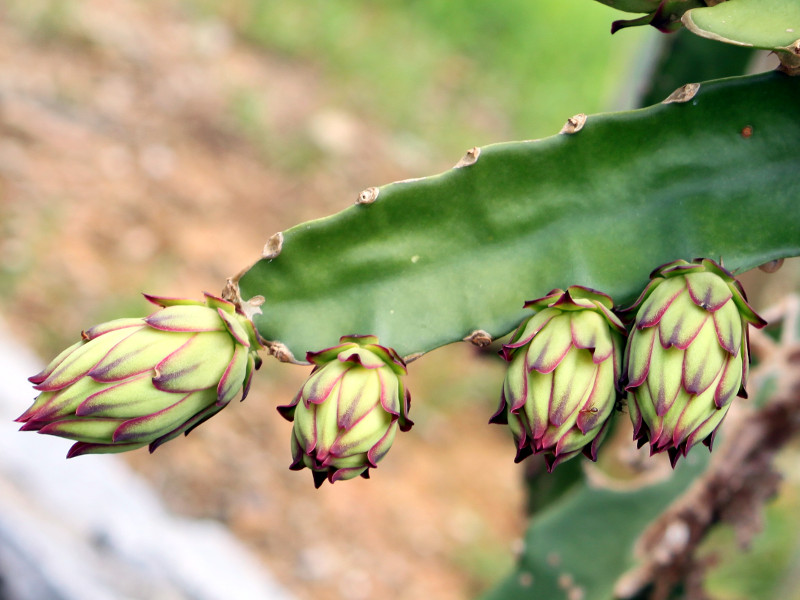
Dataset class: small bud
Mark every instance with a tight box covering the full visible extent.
[490,287,626,471]
[19,293,262,457]
[624,258,766,466]
[279,335,412,488]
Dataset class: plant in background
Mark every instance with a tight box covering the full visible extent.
[15,0,800,598]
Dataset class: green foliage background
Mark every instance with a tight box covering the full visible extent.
[184,0,650,152]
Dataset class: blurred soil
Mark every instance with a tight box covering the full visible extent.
[0,1,525,599]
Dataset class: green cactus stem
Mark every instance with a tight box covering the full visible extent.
[236,71,800,362]
[481,453,709,600]
[681,0,800,73]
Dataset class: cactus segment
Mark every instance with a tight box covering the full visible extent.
[480,454,708,600]
[683,0,800,67]
[238,72,800,360]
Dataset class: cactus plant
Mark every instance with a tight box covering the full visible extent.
[682,0,800,73]
[235,70,799,360]
[16,0,800,598]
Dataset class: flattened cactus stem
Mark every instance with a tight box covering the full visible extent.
[236,73,800,361]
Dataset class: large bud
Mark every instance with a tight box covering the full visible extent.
[490,287,626,471]
[19,293,262,457]
[624,258,766,465]
[279,335,412,488]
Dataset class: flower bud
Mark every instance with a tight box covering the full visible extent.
[279,335,412,488]
[624,258,766,465]
[490,287,626,471]
[19,293,262,457]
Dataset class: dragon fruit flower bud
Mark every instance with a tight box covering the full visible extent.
[19,293,263,457]
[624,258,766,466]
[279,335,412,488]
[490,286,626,471]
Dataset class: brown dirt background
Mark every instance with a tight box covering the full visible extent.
[0,2,526,599]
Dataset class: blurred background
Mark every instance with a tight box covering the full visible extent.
[1,1,799,599]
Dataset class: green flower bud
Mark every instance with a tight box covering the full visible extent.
[490,287,626,471]
[279,335,412,488]
[19,293,262,457]
[624,258,766,465]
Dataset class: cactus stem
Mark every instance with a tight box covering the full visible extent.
[262,232,284,259]
[453,146,481,168]
[463,330,493,348]
[238,73,800,359]
[355,186,380,205]
[662,82,701,104]
[560,113,587,135]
